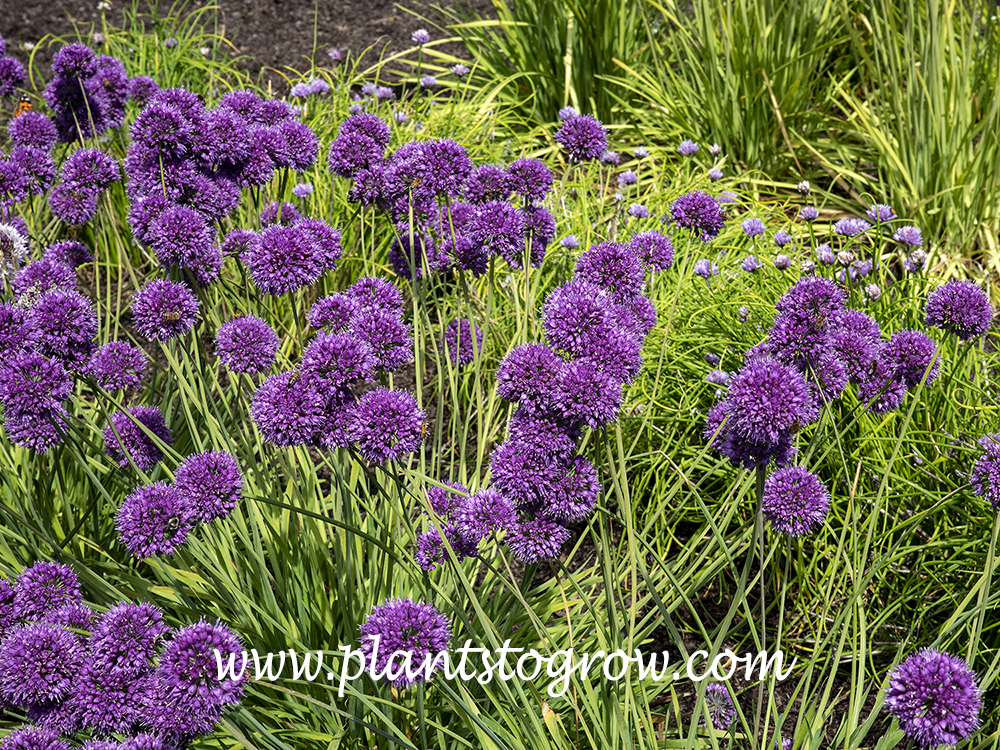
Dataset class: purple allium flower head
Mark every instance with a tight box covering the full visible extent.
[741,218,765,238]
[425,480,468,517]
[545,455,600,520]
[777,276,846,319]
[506,158,553,202]
[131,279,198,340]
[393,110,408,124]
[30,289,98,367]
[345,276,404,315]
[678,139,699,156]
[507,407,579,459]
[128,74,160,104]
[309,294,359,331]
[798,206,819,221]
[338,113,391,152]
[0,302,38,363]
[741,255,762,272]
[373,86,392,100]
[116,482,193,557]
[702,682,737,730]
[693,259,718,278]
[451,63,469,76]
[292,182,313,198]
[489,441,564,507]
[761,465,830,535]
[522,206,556,267]
[301,332,375,393]
[420,75,437,88]
[725,357,816,443]
[0,56,26,97]
[130,104,193,159]
[774,254,791,270]
[707,168,723,181]
[925,280,992,340]
[173,451,243,523]
[670,191,725,241]
[574,242,644,299]
[346,387,424,463]
[103,405,172,471]
[452,489,516,540]
[441,318,483,366]
[348,308,413,372]
[883,648,982,749]
[865,282,881,300]
[560,235,580,249]
[48,183,99,225]
[250,372,326,447]
[12,257,75,298]
[857,356,907,414]
[415,524,478,570]
[8,111,57,150]
[632,147,648,158]
[554,114,608,162]
[42,241,90,270]
[704,401,797,470]
[600,151,620,166]
[834,217,871,237]
[628,231,674,271]
[12,145,57,195]
[157,619,245,710]
[541,281,613,356]
[420,139,472,197]
[215,315,278,374]
[89,601,169,677]
[617,170,637,187]
[707,370,729,385]
[359,598,450,688]
[894,226,922,246]
[411,28,431,44]
[260,200,300,227]
[884,330,939,389]
[464,164,511,204]
[506,517,571,562]
[0,622,84,704]
[627,203,651,219]
[495,342,563,403]
[829,310,881,381]
[551,359,623,428]
[276,119,320,171]
[61,148,119,192]
[297,217,342,271]
[469,200,525,265]
[773,229,792,247]
[905,251,928,275]
[0,159,30,204]
[816,243,835,265]
[866,203,896,223]
[220,229,259,261]
[0,726,71,750]
[290,82,311,98]
[12,560,82,623]
[86,341,147,390]
[247,224,322,295]
[972,434,1000,509]
[149,204,214,268]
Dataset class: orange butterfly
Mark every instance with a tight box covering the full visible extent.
[13,98,33,118]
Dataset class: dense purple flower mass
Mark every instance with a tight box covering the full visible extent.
[468,200,525,266]
[506,517,570,562]
[551,360,623,428]
[884,649,981,748]
[11,561,82,622]
[89,601,169,676]
[0,303,38,363]
[441,318,483,366]
[574,242,644,299]
[359,598,451,688]
[250,372,326,447]
[174,451,243,523]
[103,405,173,471]
[346,387,424,463]
[495,342,563,403]
[45,240,93,269]
[834,218,870,237]
[0,726,70,750]
[8,112,58,150]
[247,224,323,295]
[464,165,511,204]
[866,203,896,223]
[349,308,413,372]
[884,330,939,388]
[925,280,992,340]
[0,622,83,704]
[542,281,613,357]
[670,191,725,241]
[116,483,193,557]
[13,257,76,297]
[86,341,148,390]
[131,279,199,340]
[61,148,120,192]
[215,315,279,373]
[309,294,359,331]
[629,231,674,271]
[507,158,553,203]
[453,489,516,540]
[0,352,72,418]
[724,357,816,443]
[553,115,607,162]
[415,525,478,570]
[301,333,375,393]
[345,276,405,315]
[31,289,99,368]
[761,466,830,536]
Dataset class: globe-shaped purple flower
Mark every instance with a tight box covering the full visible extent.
[702,682,737,730]
[426,480,469,517]
[925,280,992,340]
[884,649,981,749]
[89,601,169,677]
[468,200,525,266]
[86,340,148,390]
[215,315,279,374]
[116,482,194,557]
[31,289,98,368]
[553,115,607,162]
[247,224,323,296]
[10,561,82,624]
[761,466,830,536]
[250,372,326,447]
[741,218,765,237]
[13,257,76,298]
[301,332,376,392]
[550,360,623,428]
[628,231,674,271]
[506,158,553,203]
[346,387,424,463]
[0,622,82,707]
[452,489,517,540]
[359,598,451,688]
[309,294,359,331]
[174,451,243,523]
[156,619,246,710]
[415,525,478,571]
[884,330,940,389]
[495,342,563,403]
[131,279,199,340]
[344,276,405,314]
[8,111,58,150]
[670,191,725,241]
[464,164,511,204]
[348,308,413,373]
[721,357,816,444]
[574,242,644,299]
[0,352,73,417]
[505,517,570,562]
[103,405,173,471]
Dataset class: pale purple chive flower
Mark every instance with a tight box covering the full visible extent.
[702,682,737,730]
[495,342,563,403]
[553,114,608,162]
[0,622,83,705]
[506,517,571,563]
[866,203,896,223]
[374,85,394,99]
[115,483,193,557]
[761,466,830,535]
[349,104,363,115]
[632,147,648,159]
[834,217,871,236]
[346,388,424,463]
[971,434,1000,509]
[451,63,469,76]
[600,151,620,166]
[558,105,578,120]
[441,318,483,366]
[329,48,342,60]
[31,289,99,368]
[174,451,243,522]
[741,255,762,272]
[250,372,325,447]
[415,524,478,570]
[884,649,982,749]
[709,143,721,155]
[629,231,674,271]
[452,489,516,540]
[693,259,718,278]
[894,226,922,246]
[741,218,765,237]
[163,37,177,47]
[793,181,809,195]
[628,203,651,219]
[290,82,311,97]
[87,341,147,390]
[360,82,376,96]
[103,405,173,471]
[359,598,450,688]
[773,229,792,247]
[738,306,750,321]
[707,370,729,385]
[617,170,638,186]
[708,168,723,181]
[420,75,437,88]
[925,280,992,340]
[292,182,313,198]
[131,279,198,340]
[865,283,881,300]
[309,78,331,95]
[798,206,819,221]
[215,315,278,373]
[774,254,791,270]
[411,28,431,44]
[670,191,725,241]
[904,249,928,273]
[394,111,408,123]
[561,235,579,249]
[884,330,939,388]
[507,158,553,202]
[678,139,699,156]
[817,243,835,265]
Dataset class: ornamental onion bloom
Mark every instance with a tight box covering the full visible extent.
[628,231,674,271]
[215,315,279,373]
[348,308,413,372]
[495,342,563,403]
[415,525,478,570]
[708,168,723,181]
[971,434,1000,509]
[883,649,981,749]
[894,226,922,246]
[701,682,737,730]
[721,357,817,444]
[678,139,699,156]
[468,200,525,265]
[925,280,992,340]
[426,481,468,517]
[834,218,870,237]
[131,279,199,340]
[693,259,718,278]
[86,341,147,390]
[670,191,725,241]
[0,623,83,705]
[359,598,450,688]
[103,406,173,471]
[761,466,830,535]
[452,489,516,540]
[741,218,765,237]
[247,224,323,295]
[884,330,939,388]
[250,372,326,447]
[506,517,571,562]
[411,29,431,44]
[741,255,762,272]
[553,115,607,162]
[8,111,58,150]
[774,255,791,270]
[172,451,242,523]
[301,333,375,393]
[13,257,75,298]
[574,242,644,299]
[507,158,553,202]
[346,388,424,463]
[115,483,193,557]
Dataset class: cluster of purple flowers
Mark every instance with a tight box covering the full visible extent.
[0,561,245,746]
[358,598,451,688]
[249,276,424,463]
